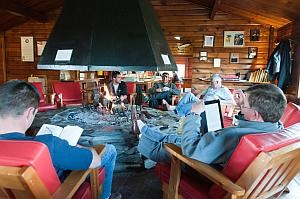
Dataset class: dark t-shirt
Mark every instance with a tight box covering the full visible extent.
[0,132,92,179]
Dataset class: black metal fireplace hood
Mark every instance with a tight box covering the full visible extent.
[37,0,177,71]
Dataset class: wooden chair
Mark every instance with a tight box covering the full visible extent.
[281,102,300,127]
[52,82,83,107]
[156,123,300,199]
[0,140,106,199]
[32,82,57,112]
[126,82,137,105]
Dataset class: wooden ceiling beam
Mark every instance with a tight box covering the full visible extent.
[160,0,167,6]
[209,0,221,20]
[184,0,289,28]
[0,0,47,22]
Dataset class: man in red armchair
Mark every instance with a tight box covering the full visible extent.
[0,80,121,199]
[137,84,286,165]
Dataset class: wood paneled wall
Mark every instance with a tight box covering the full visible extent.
[152,0,270,91]
[0,10,60,92]
[0,1,295,93]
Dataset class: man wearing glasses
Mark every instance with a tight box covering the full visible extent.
[137,84,286,165]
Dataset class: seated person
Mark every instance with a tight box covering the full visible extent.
[201,73,234,103]
[0,80,120,199]
[137,84,286,165]
[149,72,180,109]
[107,71,128,104]
[163,74,234,117]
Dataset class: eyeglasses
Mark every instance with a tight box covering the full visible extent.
[241,105,254,111]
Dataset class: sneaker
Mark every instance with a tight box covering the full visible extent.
[109,192,122,199]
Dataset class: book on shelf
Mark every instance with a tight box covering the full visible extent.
[37,124,83,146]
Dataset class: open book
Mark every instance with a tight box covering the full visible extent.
[37,124,83,146]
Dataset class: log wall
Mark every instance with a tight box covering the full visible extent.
[152,0,270,91]
[0,10,60,92]
[1,1,297,94]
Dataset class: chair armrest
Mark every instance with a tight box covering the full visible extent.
[164,143,245,198]
[52,145,105,199]
[43,93,56,104]
[54,93,63,107]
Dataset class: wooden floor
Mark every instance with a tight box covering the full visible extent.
[112,169,300,199]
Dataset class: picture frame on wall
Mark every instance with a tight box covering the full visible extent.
[250,29,260,41]
[230,53,239,63]
[224,31,244,47]
[203,35,214,47]
[37,41,47,56]
[213,58,221,68]
[199,51,208,61]
[248,47,258,58]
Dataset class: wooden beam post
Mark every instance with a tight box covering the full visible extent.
[0,0,47,22]
[268,26,277,58]
[0,32,6,83]
[291,22,300,97]
[210,0,222,20]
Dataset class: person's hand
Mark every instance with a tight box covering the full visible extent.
[233,89,245,107]
[191,100,205,115]
[120,95,126,101]
[156,88,162,92]
[162,87,170,91]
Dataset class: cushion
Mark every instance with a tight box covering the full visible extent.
[155,163,211,199]
[73,167,106,199]
[53,82,82,101]
[281,102,300,127]
[209,123,300,199]
[32,82,46,103]
[0,140,61,194]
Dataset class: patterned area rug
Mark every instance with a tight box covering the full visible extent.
[31,106,181,172]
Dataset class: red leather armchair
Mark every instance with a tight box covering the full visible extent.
[0,140,106,199]
[126,82,137,105]
[281,102,300,127]
[32,82,57,112]
[52,82,83,107]
[156,123,300,199]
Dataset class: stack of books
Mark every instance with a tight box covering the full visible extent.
[222,74,240,81]
[249,69,269,83]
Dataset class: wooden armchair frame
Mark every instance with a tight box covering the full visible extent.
[0,145,105,199]
[164,142,300,199]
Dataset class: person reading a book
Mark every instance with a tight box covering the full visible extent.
[0,80,121,199]
[137,84,286,166]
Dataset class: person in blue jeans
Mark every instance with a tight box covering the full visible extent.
[149,72,181,109]
[162,74,234,117]
[0,80,120,199]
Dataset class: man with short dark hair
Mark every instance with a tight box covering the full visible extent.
[137,84,286,165]
[107,71,128,104]
[0,80,120,199]
[149,72,180,109]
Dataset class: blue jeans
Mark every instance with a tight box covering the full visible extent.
[137,125,181,163]
[175,92,199,116]
[149,91,172,108]
[100,144,117,199]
